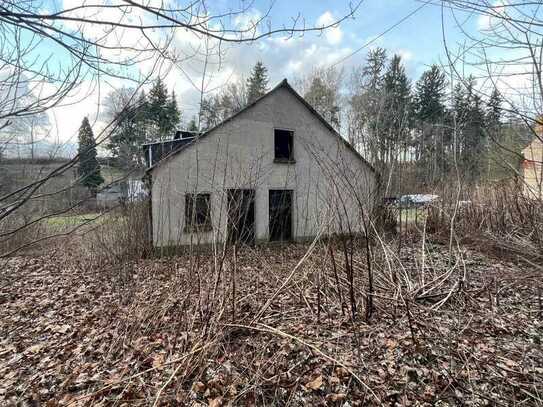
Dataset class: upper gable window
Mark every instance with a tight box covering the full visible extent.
[274,129,294,163]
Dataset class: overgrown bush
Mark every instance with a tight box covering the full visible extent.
[427,183,543,259]
[373,204,397,235]
[82,200,151,266]
[0,215,46,256]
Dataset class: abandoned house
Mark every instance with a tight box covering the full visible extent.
[146,79,378,247]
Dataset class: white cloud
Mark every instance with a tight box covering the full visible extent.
[25,4,358,144]
[477,0,508,31]
[45,79,117,147]
[304,44,318,57]
[477,14,492,31]
[397,49,414,62]
[286,60,303,74]
[317,11,344,46]
[234,9,263,34]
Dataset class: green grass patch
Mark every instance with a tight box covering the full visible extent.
[397,207,428,224]
[101,165,126,184]
[44,213,105,228]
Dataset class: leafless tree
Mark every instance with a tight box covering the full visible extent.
[0,1,365,256]
[439,1,543,184]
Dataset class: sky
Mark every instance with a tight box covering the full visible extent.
[7,0,505,154]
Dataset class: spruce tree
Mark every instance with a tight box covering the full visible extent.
[199,80,248,131]
[304,76,340,128]
[363,48,387,92]
[464,92,486,181]
[200,96,220,131]
[349,47,388,165]
[383,54,412,163]
[77,117,104,195]
[414,65,447,124]
[246,62,269,103]
[147,79,181,141]
[166,91,181,134]
[485,87,508,180]
[188,116,198,131]
[219,92,235,118]
[454,77,486,182]
[105,88,148,170]
[413,65,448,175]
[486,87,502,126]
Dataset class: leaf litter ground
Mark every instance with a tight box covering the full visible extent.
[1,241,542,406]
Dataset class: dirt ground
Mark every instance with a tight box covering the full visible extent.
[1,241,542,406]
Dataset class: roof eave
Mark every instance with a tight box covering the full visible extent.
[147,78,377,176]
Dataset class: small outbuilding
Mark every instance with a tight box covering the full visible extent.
[146,79,379,247]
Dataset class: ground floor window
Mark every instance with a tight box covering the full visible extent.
[185,193,211,231]
[269,189,293,241]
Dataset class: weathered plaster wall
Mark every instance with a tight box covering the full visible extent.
[151,86,378,247]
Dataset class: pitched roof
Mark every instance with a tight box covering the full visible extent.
[146,79,376,174]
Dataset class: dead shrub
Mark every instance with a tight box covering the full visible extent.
[82,200,151,266]
[373,204,397,235]
[427,183,543,259]
[0,214,47,256]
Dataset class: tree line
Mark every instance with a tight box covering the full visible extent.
[197,53,524,192]
[77,63,273,194]
[79,52,528,195]
[345,48,525,191]
[76,78,181,194]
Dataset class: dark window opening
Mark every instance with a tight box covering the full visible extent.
[274,129,294,162]
[269,190,293,241]
[227,189,256,245]
[185,193,211,231]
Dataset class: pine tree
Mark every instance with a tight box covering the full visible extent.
[486,87,502,127]
[304,75,340,129]
[105,88,148,170]
[382,54,412,163]
[188,116,198,131]
[349,48,388,164]
[413,65,448,175]
[147,79,181,141]
[246,61,269,103]
[78,117,104,195]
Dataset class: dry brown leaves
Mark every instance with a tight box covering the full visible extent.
[0,242,542,406]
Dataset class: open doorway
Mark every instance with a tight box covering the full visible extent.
[227,189,256,245]
[269,190,293,241]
